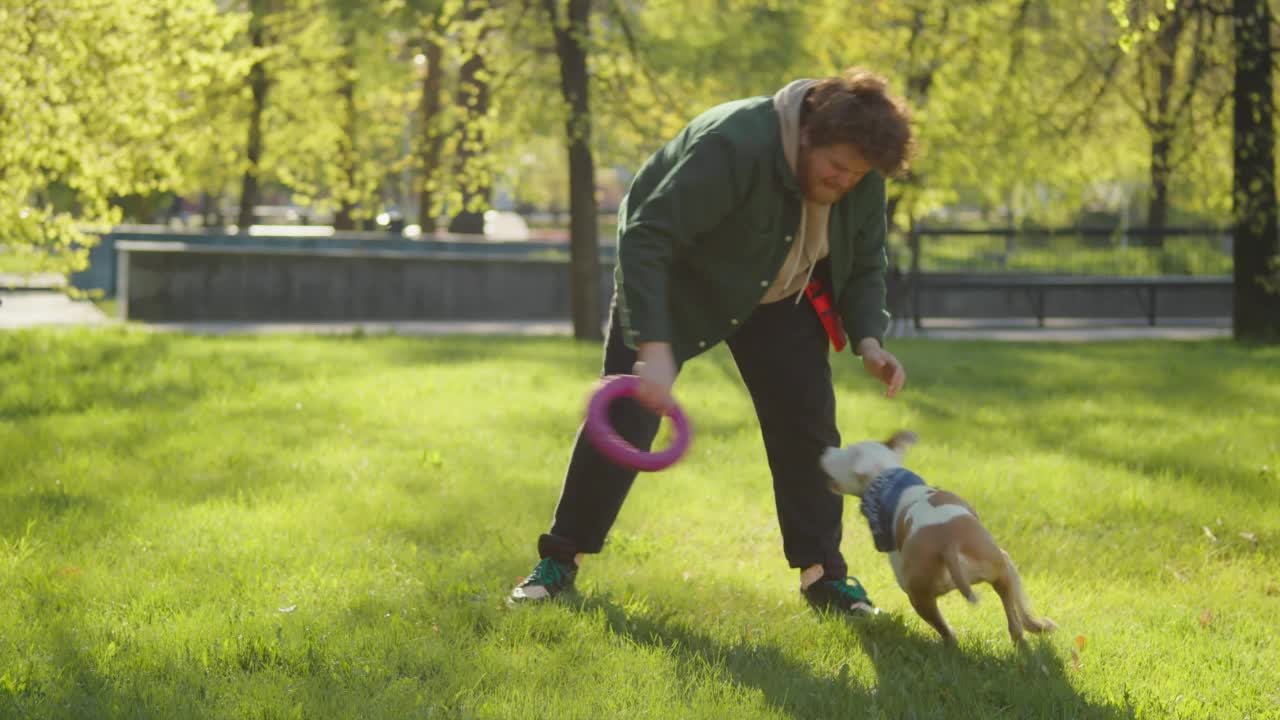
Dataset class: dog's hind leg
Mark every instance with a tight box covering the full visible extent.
[991,566,1027,644]
[942,543,978,604]
[1000,551,1056,638]
[908,591,956,644]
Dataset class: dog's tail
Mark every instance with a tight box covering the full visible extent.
[942,543,979,604]
[1003,551,1057,634]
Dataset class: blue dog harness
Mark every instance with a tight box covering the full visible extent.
[860,467,927,553]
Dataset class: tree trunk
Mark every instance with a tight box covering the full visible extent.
[200,191,215,227]
[334,32,358,231]
[1232,0,1280,341]
[547,0,602,340]
[448,0,491,235]
[237,2,270,232]
[1147,133,1171,250]
[417,25,445,235]
[1146,11,1183,250]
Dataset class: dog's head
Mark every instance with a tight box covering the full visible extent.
[819,430,918,496]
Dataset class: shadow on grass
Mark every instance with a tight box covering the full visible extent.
[568,593,1127,719]
[843,612,1128,719]
[0,330,340,422]
[0,570,218,720]
[354,333,601,376]
[831,341,1280,502]
[0,489,103,537]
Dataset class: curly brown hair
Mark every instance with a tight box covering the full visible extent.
[802,67,916,179]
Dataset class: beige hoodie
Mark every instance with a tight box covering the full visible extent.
[759,78,830,305]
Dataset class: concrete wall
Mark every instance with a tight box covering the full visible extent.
[74,227,615,298]
[118,242,1231,325]
[120,243,616,322]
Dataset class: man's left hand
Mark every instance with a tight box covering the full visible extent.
[857,338,906,398]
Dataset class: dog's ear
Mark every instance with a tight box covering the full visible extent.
[885,430,918,457]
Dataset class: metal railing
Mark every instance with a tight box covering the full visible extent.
[886,226,1234,330]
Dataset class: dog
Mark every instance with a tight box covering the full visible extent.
[820,430,1056,644]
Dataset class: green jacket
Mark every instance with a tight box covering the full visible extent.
[614,94,891,363]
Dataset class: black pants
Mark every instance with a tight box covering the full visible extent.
[540,292,847,580]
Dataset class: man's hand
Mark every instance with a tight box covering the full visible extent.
[632,342,677,414]
[857,338,906,398]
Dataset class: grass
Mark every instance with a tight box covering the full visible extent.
[894,235,1234,276]
[91,299,118,319]
[0,249,73,277]
[1,328,1277,719]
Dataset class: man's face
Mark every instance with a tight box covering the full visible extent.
[797,136,872,204]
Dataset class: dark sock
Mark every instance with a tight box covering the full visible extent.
[537,533,579,566]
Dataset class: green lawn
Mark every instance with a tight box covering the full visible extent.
[1,328,1277,719]
[891,235,1233,276]
[0,249,65,275]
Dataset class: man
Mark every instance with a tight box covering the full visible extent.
[510,67,915,615]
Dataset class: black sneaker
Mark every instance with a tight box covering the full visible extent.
[509,556,578,604]
[803,576,880,616]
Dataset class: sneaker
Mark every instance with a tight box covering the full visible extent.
[509,556,578,604]
[803,576,880,616]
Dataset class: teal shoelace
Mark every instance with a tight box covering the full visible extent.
[828,577,872,605]
[529,557,567,587]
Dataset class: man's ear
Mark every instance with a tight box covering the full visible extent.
[885,430,918,458]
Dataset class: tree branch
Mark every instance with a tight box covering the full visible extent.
[602,0,686,119]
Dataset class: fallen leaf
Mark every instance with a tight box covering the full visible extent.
[1198,609,1214,628]
[58,566,82,578]
[1075,634,1087,652]
[277,604,297,613]
[1070,647,1082,671]
[1240,532,1258,544]
[1202,526,1218,542]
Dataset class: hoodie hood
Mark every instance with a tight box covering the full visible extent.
[761,79,831,305]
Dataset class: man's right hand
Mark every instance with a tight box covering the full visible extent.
[632,342,677,414]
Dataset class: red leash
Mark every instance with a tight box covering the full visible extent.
[803,277,847,352]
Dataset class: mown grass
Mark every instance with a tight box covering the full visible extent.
[891,235,1233,276]
[1,328,1276,719]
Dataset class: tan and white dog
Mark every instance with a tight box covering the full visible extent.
[820,430,1056,644]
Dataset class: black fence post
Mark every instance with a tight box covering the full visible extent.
[910,220,922,331]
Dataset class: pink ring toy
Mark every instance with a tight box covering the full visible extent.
[585,375,691,472]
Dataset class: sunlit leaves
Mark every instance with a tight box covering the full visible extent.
[1,0,243,275]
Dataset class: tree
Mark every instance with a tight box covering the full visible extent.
[0,0,242,279]
[226,0,418,231]
[323,0,416,231]
[407,1,449,233]
[1231,0,1280,340]
[238,0,273,230]
[546,0,601,340]
[448,0,497,235]
[1109,1,1233,247]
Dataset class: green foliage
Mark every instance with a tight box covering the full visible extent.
[0,0,244,277]
[0,0,1250,266]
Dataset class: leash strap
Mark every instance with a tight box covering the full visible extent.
[803,276,847,352]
